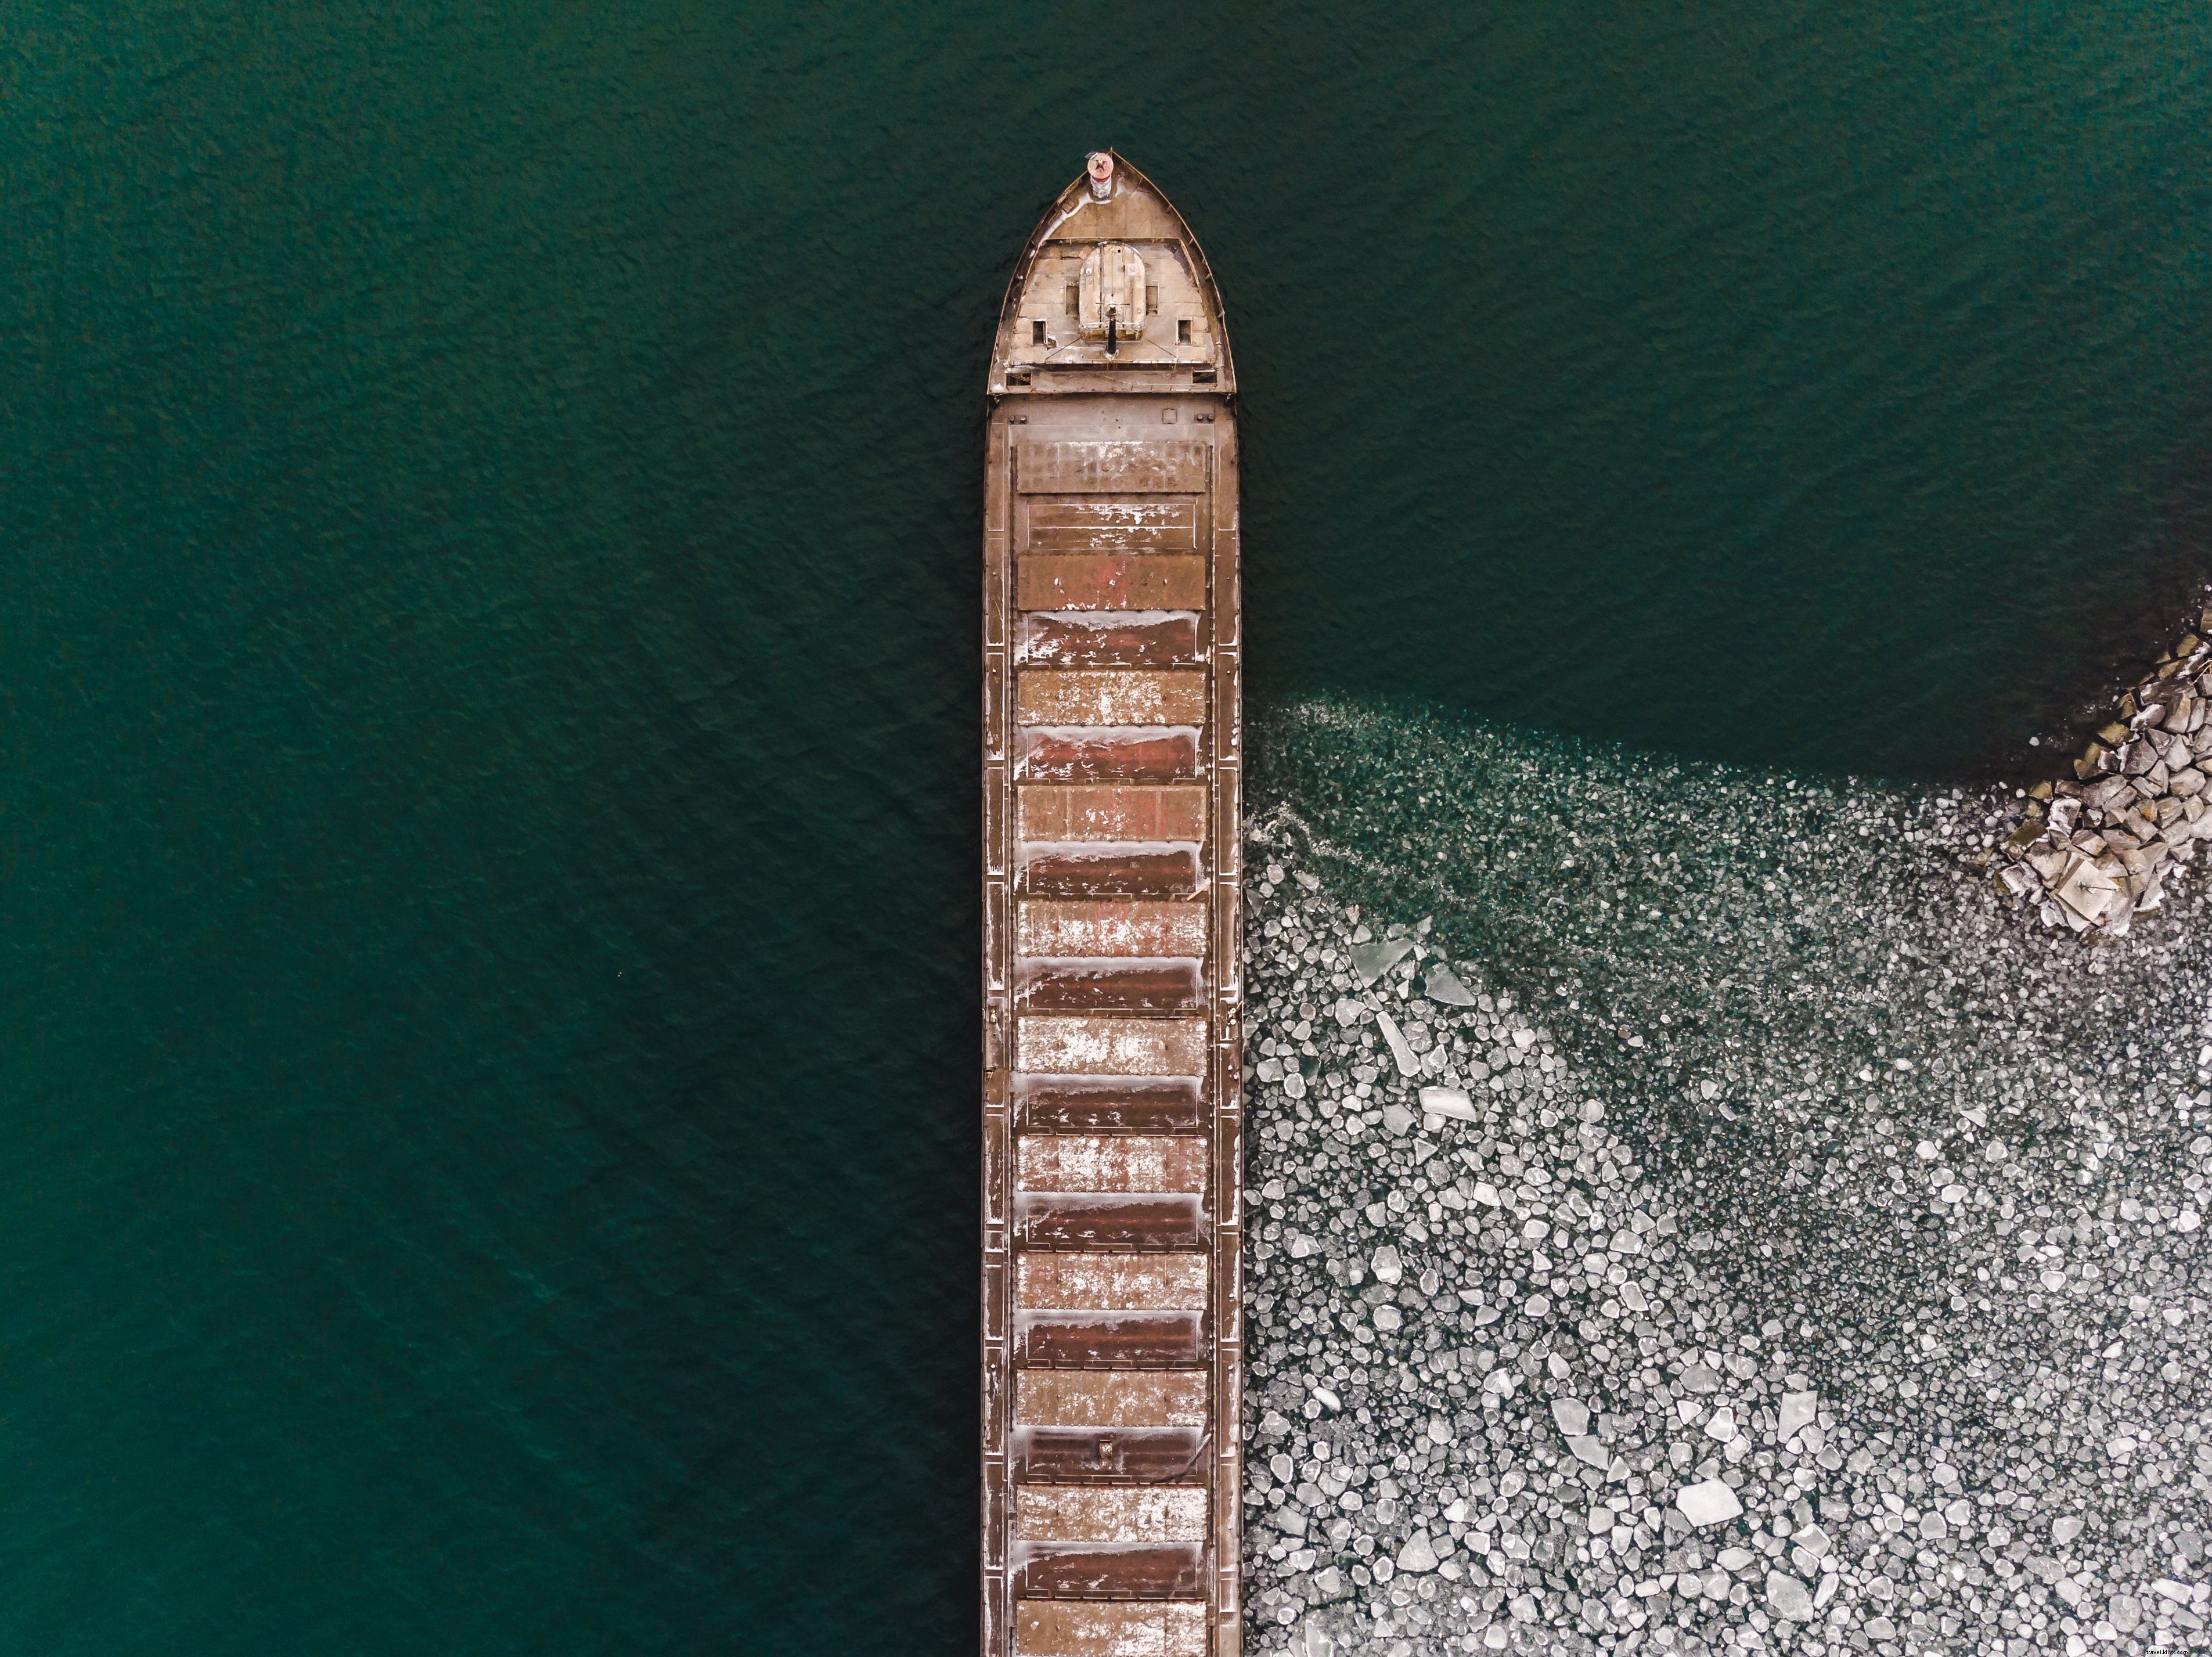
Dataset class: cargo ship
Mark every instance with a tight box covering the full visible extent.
[978,152,1245,1657]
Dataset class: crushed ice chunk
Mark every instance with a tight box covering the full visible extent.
[1375,1009,1420,1076]
[1423,962,1478,1005]
[1766,1571,1815,1622]
[1566,1434,1610,1470]
[1777,1391,1818,1439]
[1676,1479,1743,1527]
[1350,938,1415,986]
[1418,1085,1478,1122]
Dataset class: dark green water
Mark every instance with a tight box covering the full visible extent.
[5,3,2210,1651]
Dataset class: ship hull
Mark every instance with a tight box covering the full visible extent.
[980,156,1244,1657]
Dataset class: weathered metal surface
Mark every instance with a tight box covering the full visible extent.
[1011,1427,1211,1486]
[1015,441,1213,495]
[1013,1075,1204,1135]
[1014,1601,1210,1657]
[1017,554,1209,613]
[1024,499,1199,551]
[1013,1542,1208,1602]
[1017,614,1202,669]
[1013,1310,1208,1369]
[1014,1017,1209,1078]
[1015,1253,1209,1311]
[1015,899,1208,959]
[1015,1486,1211,1543]
[1014,1193,1208,1252]
[1014,1370,1209,1425]
[1020,848,1204,898]
[984,152,1240,1657]
[1015,959,1205,1015]
[1017,785,1208,844]
[1019,729,1201,784]
[1017,670,1208,727]
[1017,1133,1208,1193]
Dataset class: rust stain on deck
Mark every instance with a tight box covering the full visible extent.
[981,152,1242,1657]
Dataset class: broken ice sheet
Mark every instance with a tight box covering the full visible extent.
[1417,1085,1477,1122]
[1349,937,1414,986]
[1422,961,1478,1004]
[1374,1009,1419,1076]
[1233,722,2212,1654]
[1777,1389,1817,1439]
[1676,1479,1742,1527]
